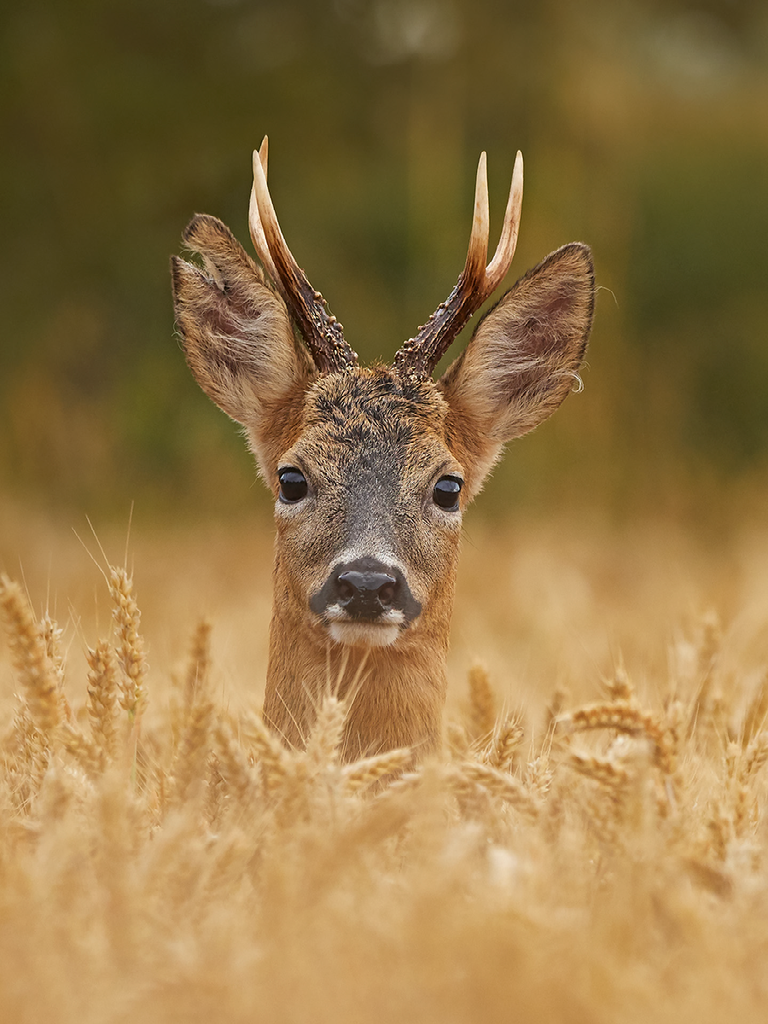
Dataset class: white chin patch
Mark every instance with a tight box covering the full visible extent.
[328,622,401,648]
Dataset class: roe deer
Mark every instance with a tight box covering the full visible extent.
[171,139,594,760]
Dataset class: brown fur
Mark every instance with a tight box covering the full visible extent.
[172,190,595,759]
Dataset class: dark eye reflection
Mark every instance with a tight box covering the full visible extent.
[278,467,308,503]
[433,476,462,511]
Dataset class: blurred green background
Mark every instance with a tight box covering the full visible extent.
[2,0,767,525]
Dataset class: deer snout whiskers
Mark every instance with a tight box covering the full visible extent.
[309,557,422,647]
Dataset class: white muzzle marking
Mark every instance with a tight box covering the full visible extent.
[325,604,405,648]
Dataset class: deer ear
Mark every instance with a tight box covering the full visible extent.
[171,214,313,428]
[439,242,594,496]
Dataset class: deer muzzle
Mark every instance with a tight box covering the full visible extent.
[309,556,422,647]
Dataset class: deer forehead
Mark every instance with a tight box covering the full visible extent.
[283,368,459,486]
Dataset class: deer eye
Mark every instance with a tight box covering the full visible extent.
[278,467,308,503]
[433,476,462,511]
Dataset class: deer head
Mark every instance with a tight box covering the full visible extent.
[171,138,594,759]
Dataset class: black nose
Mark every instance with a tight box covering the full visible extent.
[336,570,398,618]
[310,556,422,624]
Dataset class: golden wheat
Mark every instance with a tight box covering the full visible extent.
[86,640,120,761]
[2,519,768,1023]
[486,713,525,771]
[0,575,61,736]
[109,566,148,724]
[466,662,497,741]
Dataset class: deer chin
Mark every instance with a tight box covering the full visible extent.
[325,605,407,648]
[328,621,401,648]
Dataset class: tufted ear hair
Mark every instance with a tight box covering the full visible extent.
[439,242,594,499]
[171,214,314,478]
[171,214,315,426]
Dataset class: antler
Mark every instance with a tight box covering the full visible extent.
[249,137,358,374]
[393,151,524,379]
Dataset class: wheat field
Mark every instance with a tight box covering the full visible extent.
[2,500,768,1023]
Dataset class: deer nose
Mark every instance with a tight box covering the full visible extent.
[309,556,422,624]
[336,570,398,617]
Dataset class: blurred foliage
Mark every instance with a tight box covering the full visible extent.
[1,0,767,521]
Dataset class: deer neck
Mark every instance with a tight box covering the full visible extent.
[263,562,452,760]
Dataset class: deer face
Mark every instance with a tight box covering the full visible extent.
[271,368,462,649]
[171,141,594,660]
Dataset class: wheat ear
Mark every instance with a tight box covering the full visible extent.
[454,761,537,816]
[306,693,347,768]
[742,670,768,748]
[342,748,413,793]
[487,715,524,771]
[243,712,289,796]
[58,723,104,777]
[467,663,497,740]
[87,639,119,760]
[605,662,635,703]
[213,719,260,809]
[566,750,630,787]
[183,618,212,716]
[688,610,721,734]
[109,566,148,724]
[173,700,214,804]
[558,701,678,779]
[0,575,61,736]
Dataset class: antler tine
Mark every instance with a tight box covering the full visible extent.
[484,150,523,293]
[464,151,491,288]
[393,151,524,379]
[248,139,282,292]
[249,136,358,374]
